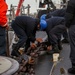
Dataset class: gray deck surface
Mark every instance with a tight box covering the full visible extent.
[52,44,72,75]
[34,54,53,75]
[35,31,72,75]
[9,31,73,75]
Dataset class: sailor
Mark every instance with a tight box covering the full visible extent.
[65,0,75,74]
[44,8,69,43]
[40,9,69,51]
[40,17,66,53]
[0,0,8,55]
[11,16,42,56]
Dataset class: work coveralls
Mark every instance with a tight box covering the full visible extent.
[65,0,75,68]
[11,16,39,56]
[45,17,66,51]
[46,8,68,40]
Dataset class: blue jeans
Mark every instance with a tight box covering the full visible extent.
[0,26,6,55]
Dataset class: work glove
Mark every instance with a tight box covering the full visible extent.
[30,43,37,49]
[31,38,43,49]
[36,38,43,43]
[47,45,52,51]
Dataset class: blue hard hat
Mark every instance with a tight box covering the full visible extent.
[40,14,46,20]
[40,20,47,30]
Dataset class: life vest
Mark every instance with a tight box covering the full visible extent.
[0,0,8,27]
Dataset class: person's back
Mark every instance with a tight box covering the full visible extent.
[13,16,38,38]
[50,8,66,17]
[46,17,65,30]
[15,16,36,27]
[46,8,66,19]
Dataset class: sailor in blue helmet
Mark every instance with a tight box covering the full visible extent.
[40,17,66,53]
[40,8,69,43]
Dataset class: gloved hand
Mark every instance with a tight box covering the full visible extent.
[36,38,43,43]
[47,45,52,51]
[31,43,37,49]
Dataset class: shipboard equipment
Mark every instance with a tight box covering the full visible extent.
[0,56,12,74]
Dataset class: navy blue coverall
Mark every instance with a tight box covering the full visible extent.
[46,8,68,40]
[11,16,39,56]
[65,0,75,68]
[46,8,66,18]
[45,17,66,49]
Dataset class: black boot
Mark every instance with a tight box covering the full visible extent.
[58,40,62,51]
[68,68,75,74]
[68,63,75,74]
[11,49,20,57]
[24,43,30,55]
[11,43,20,57]
[53,44,60,53]
[62,38,69,43]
